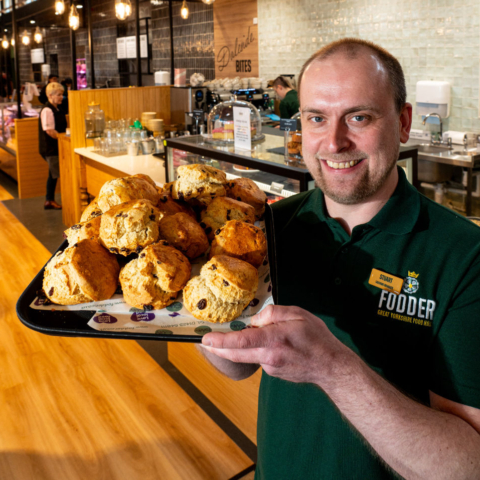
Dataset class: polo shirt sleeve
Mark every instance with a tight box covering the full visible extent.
[429,254,480,409]
[40,108,55,131]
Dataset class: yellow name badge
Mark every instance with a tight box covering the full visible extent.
[369,268,404,295]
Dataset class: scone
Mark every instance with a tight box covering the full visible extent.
[43,239,120,305]
[99,199,160,255]
[183,255,258,323]
[158,212,209,259]
[171,164,227,206]
[156,193,197,221]
[226,177,267,219]
[209,220,267,268]
[80,197,102,223]
[64,215,102,246]
[97,174,160,213]
[200,197,255,241]
[120,240,191,310]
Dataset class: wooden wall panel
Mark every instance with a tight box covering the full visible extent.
[214,0,259,78]
[85,162,122,198]
[58,134,77,227]
[15,118,60,199]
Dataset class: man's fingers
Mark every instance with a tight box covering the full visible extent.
[202,345,265,365]
[202,327,270,350]
[252,304,311,327]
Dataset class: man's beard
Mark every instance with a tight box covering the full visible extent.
[312,142,400,205]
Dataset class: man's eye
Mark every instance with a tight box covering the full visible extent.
[311,117,324,123]
[352,115,367,122]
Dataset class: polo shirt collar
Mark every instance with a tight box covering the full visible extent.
[295,167,420,235]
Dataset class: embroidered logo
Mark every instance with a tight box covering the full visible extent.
[403,271,420,294]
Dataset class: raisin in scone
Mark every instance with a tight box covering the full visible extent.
[171,164,227,206]
[158,212,209,259]
[156,193,197,221]
[97,174,160,213]
[183,255,258,323]
[80,197,102,223]
[64,215,102,246]
[200,197,255,241]
[43,239,120,305]
[120,240,191,310]
[99,199,160,255]
[226,177,267,219]
[209,220,267,268]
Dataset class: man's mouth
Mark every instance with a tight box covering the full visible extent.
[325,159,363,170]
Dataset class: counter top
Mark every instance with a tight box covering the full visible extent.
[74,147,166,185]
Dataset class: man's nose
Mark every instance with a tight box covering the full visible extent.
[324,121,351,154]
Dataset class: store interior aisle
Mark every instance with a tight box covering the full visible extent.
[0,188,254,479]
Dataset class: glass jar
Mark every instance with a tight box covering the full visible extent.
[285,130,304,164]
[85,102,105,138]
[206,98,263,144]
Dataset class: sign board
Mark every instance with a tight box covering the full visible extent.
[31,48,45,64]
[214,0,259,78]
[117,35,148,59]
[233,106,252,150]
[279,119,297,131]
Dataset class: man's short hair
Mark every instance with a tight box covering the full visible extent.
[48,74,58,81]
[298,38,406,113]
[272,76,294,90]
[46,82,64,98]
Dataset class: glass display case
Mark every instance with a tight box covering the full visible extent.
[166,132,315,203]
[0,102,19,154]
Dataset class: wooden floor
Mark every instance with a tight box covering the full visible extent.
[0,190,255,479]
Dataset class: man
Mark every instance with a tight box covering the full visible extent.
[39,82,66,210]
[38,74,59,105]
[199,38,480,479]
[272,76,300,119]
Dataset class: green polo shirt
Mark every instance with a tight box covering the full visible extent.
[279,89,300,119]
[256,167,480,480]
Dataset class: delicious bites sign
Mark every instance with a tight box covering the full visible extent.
[213,0,259,78]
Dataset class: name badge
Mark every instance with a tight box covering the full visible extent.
[369,268,404,295]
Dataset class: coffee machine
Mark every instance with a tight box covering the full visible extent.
[230,88,273,111]
[170,86,208,134]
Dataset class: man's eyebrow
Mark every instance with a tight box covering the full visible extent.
[301,105,381,115]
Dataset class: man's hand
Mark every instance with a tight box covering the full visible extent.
[202,305,349,386]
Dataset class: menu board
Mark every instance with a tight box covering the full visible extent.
[233,106,252,150]
[117,35,148,59]
[31,48,45,64]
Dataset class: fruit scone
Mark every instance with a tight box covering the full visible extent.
[183,255,258,323]
[43,239,120,305]
[120,240,191,310]
[171,164,227,206]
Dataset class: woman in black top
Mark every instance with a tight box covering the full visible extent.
[38,82,67,210]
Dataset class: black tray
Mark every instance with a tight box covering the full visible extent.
[16,204,278,342]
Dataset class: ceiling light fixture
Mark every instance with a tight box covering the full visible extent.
[69,3,80,30]
[21,30,30,46]
[2,35,9,49]
[115,0,132,21]
[54,0,66,15]
[34,26,43,43]
[180,0,189,19]
[30,20,36,24]
[11,38,14,46]
[202,0,214,4]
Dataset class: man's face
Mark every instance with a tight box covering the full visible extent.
[273,85,285,100]
[300,52,411,205]
[49,77,59,83]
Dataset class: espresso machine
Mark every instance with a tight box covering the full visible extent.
[170,86,208,134]
[230,88,273,111]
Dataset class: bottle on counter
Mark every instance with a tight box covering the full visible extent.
[85,102,105,138]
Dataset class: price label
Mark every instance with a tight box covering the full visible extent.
[279,119,297,131]
[270,182,284,194]
[193,109,204,119]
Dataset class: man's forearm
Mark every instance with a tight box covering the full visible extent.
[196,344,259,381]
[322,350,480,480]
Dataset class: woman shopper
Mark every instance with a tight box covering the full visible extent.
[38,82,66,210]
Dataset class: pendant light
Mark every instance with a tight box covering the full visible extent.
[11,38,15,46]
[115,0,132,21]
[2,35,9,49]
[34,26,43,44]
[180,0,189,19]
[55,0,66,15]
[202,0,215,4]
[21,30,30,46]
[69,3,80,30]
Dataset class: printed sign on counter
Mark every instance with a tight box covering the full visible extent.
[233,106,251,150]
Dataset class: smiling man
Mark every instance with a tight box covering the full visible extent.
[199,38,480,479]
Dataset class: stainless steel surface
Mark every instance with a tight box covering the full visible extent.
[422,112,443,138]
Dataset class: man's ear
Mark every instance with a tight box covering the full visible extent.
[399,103,413,144]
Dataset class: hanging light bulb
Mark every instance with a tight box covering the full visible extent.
[2,35,9,49]
[180,0,189,19]
[21,30,30,46]
[69,3,80,30]
[11,38,15,46]
[115,0,132,21]
[34,26,43,44]
[55,0,66,15]
[202,0,215,4]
